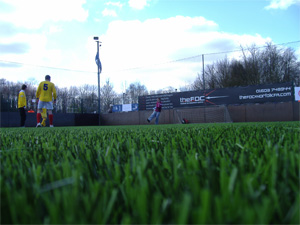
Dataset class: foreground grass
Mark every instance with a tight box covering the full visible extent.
[1,122,299,224]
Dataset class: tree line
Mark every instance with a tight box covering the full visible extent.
[191,43,300,90]
[0,79,150,113]
[1,43,299,113]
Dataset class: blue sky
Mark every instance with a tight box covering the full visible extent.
[0,0,299,93]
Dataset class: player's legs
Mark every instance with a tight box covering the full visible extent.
[36,108,42,126]
[19,107,26,127]
[155,112,160,125]
[46,101,54,126]
[148,111,156,122]
[36,100,44,126]
[37,101,53,127]
[48,110,54,126]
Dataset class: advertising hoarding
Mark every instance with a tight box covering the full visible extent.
[138,82,294,110]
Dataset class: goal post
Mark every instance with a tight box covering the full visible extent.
[174,105,232,124]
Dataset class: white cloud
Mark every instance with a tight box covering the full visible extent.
[101,16,218,66]
[0,0,88,29]
[106,1,124,8]
[0,0,89,87]
[265,0,300,10]
[0,32,62,66]
[0,30,67,86]
[48,25,63,34]
[128,0,150,10]
[96,16,272,92]
[102,8,118,17]
[0,9,274,92]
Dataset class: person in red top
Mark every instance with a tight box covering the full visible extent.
[147,97,162,125]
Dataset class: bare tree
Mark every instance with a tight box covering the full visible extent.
[261,43,282,83]
[190,42,300,89]
[241,44,261,85]
[281,48,300,85]
[215,57,231,88]
[149,90,156,95]
[84,85,97,113]
[205,64,218,89]
[191,73,204,90]
[101,79,117,113]
[126,82,148,103]
[229,60,248,87]
[0,79,9,111]
[68,86,80,113]
[77,84,97,113]
[178,85,189,92]
[26,84,37,110]
[56,87,68,113]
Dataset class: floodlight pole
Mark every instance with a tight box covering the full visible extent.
[202,54,205,90]
[94,37,101,126]
[97,41,100,125]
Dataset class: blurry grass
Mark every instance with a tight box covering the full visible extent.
[0,122,299,224]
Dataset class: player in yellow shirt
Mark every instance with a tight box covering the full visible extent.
[36,75,57,127]
[18,84,27,127]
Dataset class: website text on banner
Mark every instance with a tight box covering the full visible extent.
[138,82,294,110]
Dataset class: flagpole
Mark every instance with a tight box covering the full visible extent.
[94,36,101,126]
[97,42,101,126]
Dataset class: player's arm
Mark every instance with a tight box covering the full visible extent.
[52,84,57,104]
[36,83,41,98]
[36,83,42,103]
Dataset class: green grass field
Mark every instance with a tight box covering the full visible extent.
[1,122,299,224]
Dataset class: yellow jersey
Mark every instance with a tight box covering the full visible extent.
[36,81,57,102]
[18,90,27,108]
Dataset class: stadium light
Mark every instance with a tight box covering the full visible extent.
[94,36,102,125]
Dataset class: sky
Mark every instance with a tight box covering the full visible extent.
[0,0,299,93]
